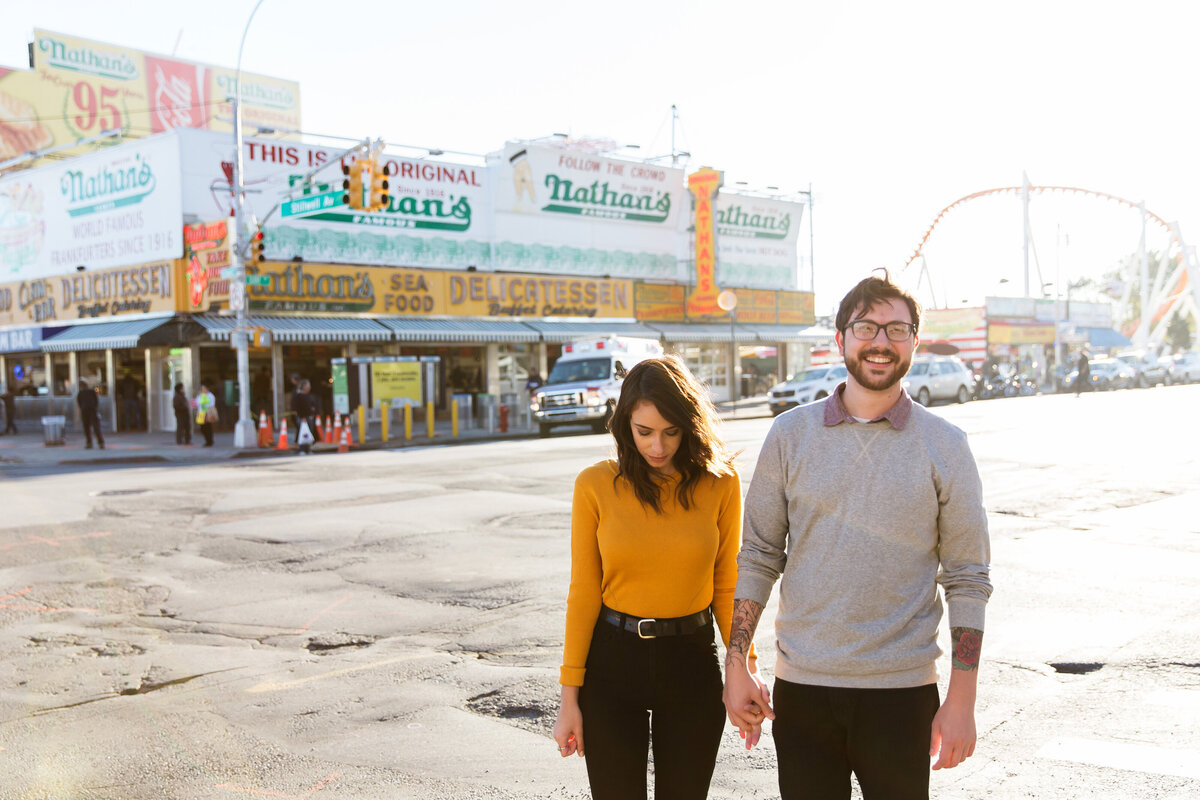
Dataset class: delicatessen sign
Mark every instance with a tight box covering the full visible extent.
[0,260,175,326]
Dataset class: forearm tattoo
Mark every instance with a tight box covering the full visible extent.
[951,627,983,671]
[727,598,764,664]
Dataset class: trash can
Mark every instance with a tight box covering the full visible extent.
[41,415,66,446]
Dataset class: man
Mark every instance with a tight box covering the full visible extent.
[723,270,992,800]
[1075,350,1091,396]
[1,384,16,434]
[75,380,105,450]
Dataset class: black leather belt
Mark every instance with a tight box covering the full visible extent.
[601,606,712,639]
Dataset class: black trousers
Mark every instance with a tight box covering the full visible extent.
[774,679,940,800]
[577,610,725,800]
[174,411,191,444]
[199,422,214,446]
[81,414,104,447]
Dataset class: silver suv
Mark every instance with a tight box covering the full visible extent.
[767,364,848,415]
[902,356,973,406]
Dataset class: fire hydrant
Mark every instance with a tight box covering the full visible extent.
[498,404,509,433]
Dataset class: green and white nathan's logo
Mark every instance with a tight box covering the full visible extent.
[60,154,156,217]
[38,35,139,81]
[297,191,473,232]
[542,174,672,223]
[716,204,791,239]
[214,74,298,111]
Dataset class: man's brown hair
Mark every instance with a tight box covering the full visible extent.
[835,268,922,334]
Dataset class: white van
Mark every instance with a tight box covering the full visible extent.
[531,337,664,437]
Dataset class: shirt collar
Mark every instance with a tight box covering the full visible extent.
[823,382,913,430]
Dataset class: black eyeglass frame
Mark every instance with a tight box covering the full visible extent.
[843,320,918,342]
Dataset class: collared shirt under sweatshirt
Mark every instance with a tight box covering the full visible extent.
[736,384,992,689]
[560,459,743,687]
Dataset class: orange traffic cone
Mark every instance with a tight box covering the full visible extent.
[331,414,342,446]
[314,416,323,444]
[277,418,289,450]
[257,411,270,448]
[343,415,354,445]
[338,425,350,453]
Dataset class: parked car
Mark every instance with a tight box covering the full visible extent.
[1114,350,1167,387]
[1164,352,1200,384]
[901,356,974,406]
[766,363,848,415]
[1088,359,1137,391]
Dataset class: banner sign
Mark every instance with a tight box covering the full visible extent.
[634,283,686,322]
[371,359,421,406]
[0,259,175,326]
[491,142,686,281]
[1,134,182,281]
[776,291,815,326]
[988,321,1056,345]
[705,193,804,289]
[921,307,986,338]
[685,168,724,317]
[196,261,636,319]
[635,282,815,326]
[177,129,491,270]
[0,326,43,354]
[181,219,233,310]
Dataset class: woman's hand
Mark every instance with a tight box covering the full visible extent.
[552,686,584,758]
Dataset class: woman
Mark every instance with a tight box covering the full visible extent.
[552,355,755,799]
[193,383,217,447]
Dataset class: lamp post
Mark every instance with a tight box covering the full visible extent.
[230,0,268,449]
[717,290,738,412]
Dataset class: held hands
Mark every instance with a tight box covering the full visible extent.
[929,695,976,770]
[722,656,774,750]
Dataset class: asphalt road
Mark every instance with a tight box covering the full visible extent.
[2,385,1199,799]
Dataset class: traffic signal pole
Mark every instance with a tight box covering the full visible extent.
[230,0,268,449]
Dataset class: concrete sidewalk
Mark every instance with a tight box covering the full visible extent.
[0,396,771,470]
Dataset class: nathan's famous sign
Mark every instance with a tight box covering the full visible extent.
[685,167,724,317]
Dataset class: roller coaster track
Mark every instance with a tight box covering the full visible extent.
[902,185,1176,271]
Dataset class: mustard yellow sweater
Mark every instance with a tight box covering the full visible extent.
[560,459,744,686]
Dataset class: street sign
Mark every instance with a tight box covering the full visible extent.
[245,275,271,287]
[280,189,345,218]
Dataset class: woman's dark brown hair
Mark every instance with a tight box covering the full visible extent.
[609,355,735,513]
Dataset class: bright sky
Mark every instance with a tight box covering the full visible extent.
[6,0,1197,316]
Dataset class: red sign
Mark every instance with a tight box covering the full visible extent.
[686,168,724,317]
[145,55,205,133]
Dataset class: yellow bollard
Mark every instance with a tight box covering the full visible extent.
[380,400,389,442]
[451,399,459,437]
[426,401,435,438]
[357,405,366,443]
[404,403,413,440]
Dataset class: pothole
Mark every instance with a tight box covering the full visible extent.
[465,679,557,734]
[91,489,151,496]
[1049,662,1104,674]
[304,633,376,654]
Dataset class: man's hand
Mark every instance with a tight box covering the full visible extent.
[929,694,975,769]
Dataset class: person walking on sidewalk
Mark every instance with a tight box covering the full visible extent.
[1075,350,1091,396]
[552,356,757,799]
[1,385,15,434]
[75,380,105,450]
[172,383,192,445]
[722,270,993,800]
[194,383,217,447]
[291,379,318,455]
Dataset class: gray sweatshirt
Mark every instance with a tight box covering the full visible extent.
[736,389,992,688]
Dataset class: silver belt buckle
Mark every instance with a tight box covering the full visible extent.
[636,618,657,639]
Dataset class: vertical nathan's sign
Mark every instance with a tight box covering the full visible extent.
[686,168,724,316]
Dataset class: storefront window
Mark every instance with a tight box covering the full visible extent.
[6,355,47,395]
[674,343,728,395]
[497,343,532,400]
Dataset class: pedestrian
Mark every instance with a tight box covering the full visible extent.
[1,384,15,434]
[291,379,318,455]
[75,380,105,450]
[723,269,992,800]
[525,368,544,393]
[172,383,192,445]
[551,355,757,799]
[194,382,217,447]
[1075,350,1091,396]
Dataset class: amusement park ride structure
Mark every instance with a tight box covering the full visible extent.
[901,175,1200,351]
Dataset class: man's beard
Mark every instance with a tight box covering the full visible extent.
[846,346,912,392]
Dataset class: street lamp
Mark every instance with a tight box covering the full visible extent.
[230,0,268,449]
[717,290,738,412]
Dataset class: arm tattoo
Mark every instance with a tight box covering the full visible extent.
[727,598,764,665]
[951,627,983,671]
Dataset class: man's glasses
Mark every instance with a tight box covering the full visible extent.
[844,320,916,342]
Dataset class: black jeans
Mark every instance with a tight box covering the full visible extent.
[774,679,940,800]
[199,422,214,446]
[81,414,104,447]
[578,609,725,800]
[175,412,191,444]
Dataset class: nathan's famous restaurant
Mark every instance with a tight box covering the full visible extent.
[0,31,821,435]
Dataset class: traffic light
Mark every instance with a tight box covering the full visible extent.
[369,161,391,211]
[342,160,367,209]
[249,228,265,263]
